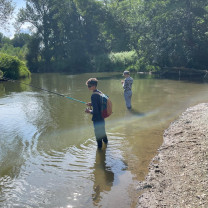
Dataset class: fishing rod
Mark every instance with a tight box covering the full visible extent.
[2,77,87,104]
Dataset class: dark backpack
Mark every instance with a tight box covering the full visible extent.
[93,92,112,118]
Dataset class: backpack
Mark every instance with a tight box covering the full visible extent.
[93,92,112,118]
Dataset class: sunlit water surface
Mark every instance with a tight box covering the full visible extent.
[0,73,208,207]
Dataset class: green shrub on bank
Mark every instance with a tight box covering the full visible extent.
[93,51,138,72]
[93,51,161,73]
[0,53,31,79]
[0,44,28,61]
[127,57,161,72]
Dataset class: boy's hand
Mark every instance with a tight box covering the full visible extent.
[85,108,92,114]
[121,80,124,84]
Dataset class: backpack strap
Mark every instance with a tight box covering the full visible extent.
[93,91,103,96]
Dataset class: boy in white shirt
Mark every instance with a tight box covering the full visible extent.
[121,71,133,109]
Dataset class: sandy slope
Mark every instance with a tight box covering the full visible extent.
[137,103,208,208]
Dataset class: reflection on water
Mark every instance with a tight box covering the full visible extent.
[0,72,208,207]
[92,148,114,205]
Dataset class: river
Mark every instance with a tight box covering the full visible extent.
[0,72,208,208]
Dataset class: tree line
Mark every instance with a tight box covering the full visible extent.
[1,0,208,74]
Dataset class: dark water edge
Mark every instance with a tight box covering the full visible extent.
[151,67,208,82]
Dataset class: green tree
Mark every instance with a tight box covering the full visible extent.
[0,32,12,46]
[0,0,14,27]
[134,0,208,69]
[17,0,111,72]
[12,33,31,48]
[0,43,28,60]
[26,34,41,72]
[100,0,133,52]
[49,0,90,72]
[16,0,208,73]
[17,0,58,72]
[17,0,91,72]
[0,33,29,61]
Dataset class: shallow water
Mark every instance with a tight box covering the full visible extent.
[0,72,208,207]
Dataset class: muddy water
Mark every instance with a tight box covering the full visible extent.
[0,72,208,207]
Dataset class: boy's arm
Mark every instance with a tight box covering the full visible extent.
[85,102,92,114]
[85,94,98,115]
[91,94,99,115]
[123,79,127,89]
[91,94,103,120]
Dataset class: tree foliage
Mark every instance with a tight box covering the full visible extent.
[11,0,208,72]
[16,0,134,72]
[0,32,30,60]
[12,33,31,47]
[0,0,14,27]
[133,0,208,69]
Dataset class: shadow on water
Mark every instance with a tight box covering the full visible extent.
[127,108,145,117]
[92,147,114,205]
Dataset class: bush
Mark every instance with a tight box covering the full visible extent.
[92,51,162,73]
[93,51,138,72]
[0,44,28,61]
[0,53,31,79]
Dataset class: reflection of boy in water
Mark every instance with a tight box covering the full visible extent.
[121,71,133,109]
[92,149,114,205]
[85,78,108,149]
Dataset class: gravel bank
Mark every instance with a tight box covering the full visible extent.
[137,103,208,208]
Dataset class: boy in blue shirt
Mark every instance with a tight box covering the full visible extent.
[85,78,108,149]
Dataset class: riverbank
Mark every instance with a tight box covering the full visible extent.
[137,103,208,207]
[160,67,208,78]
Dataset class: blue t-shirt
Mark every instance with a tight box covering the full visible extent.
[91,89,104,122]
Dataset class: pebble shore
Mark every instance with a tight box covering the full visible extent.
[137,103,208,208]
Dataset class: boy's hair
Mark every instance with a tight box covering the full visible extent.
[123,70,130,75]
[86,78,98,86]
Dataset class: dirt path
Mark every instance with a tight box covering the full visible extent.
[137,103,208,208]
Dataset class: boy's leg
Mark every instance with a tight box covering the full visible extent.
[94,121,103,149]
[93,121,108,148]
[103,137,108,144]
[100,120,108,144]
[128,91,132,109]
[96,139,102,149]
[124,91,132,109]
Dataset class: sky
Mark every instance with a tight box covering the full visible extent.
[0,0,27,38]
